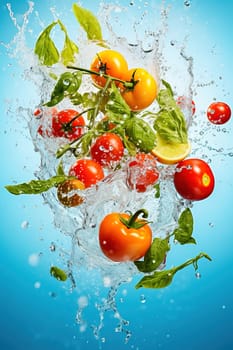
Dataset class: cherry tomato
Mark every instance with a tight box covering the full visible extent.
[99,209,152,262]
[127,153,159,192]
[121,68,158,111]
[207,102,231,124]
[174,158,215,201]
[90,50,128,88]
[176,96,196,116]
[90,133,124,167]
[57,179,85,207]
[51,109,85,141]
[69,159,104,188]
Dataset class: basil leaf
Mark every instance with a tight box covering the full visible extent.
[5,175,69,195]
[154,80,188,144]
[34,22,59,66]
[174,208,196,245]
[105,84,131,121]
[154,183,160,198]
[46,71,82,107]
[58,20,79,65]
[135,252,212,289]
[72,4,103,41]
[135,269,175,289]
[125,117,157,152]
[135,237,170,273]
[56,161,65,176]
[81,132,94,156]
[50,266,67,281]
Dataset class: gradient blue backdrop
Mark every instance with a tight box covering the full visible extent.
[1,1,233,349]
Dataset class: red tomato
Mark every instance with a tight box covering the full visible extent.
[120,68,158,111]
[176,96,196,116]
[127,153,159,192]
[174,158,215,201]
[90,50,128,88]
[90,133,124,167]
[51,109,85,141]
[99,209,152,262]
[69,159,104,188]
[207,102,231,124]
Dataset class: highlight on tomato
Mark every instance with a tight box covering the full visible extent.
[173,158,215,201]
[207,102,231,125]
[90,133,124,167]
[99,209,152,262]
[57,179,85,207]
[120,68,158,111]
[127,153,159,192]
[69,159,104,188]
[90,49,128,88]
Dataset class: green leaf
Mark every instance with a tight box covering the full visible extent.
[45,71,82,107]
[58,20,79,65]
[72,4,103,41]
[56,161,66,176]
[81,132,94,156]
[125,117,157,153]
[5,175,69,195]
[135,252,212,289]
[154,80,188,144]
[50,266,67,281]
[135,237,170,273]
[34,22,59,66]
[174,208,196,245]
[105,84,131,121]
[135,269,175,289]
[154,183,160,198]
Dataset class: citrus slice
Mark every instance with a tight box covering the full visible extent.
[151,134,191,165]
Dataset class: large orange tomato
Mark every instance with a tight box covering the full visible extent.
[90,50,128,88]
[99,209,152,262]
[121,68,158,111]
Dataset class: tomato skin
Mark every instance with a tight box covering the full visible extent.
[51,109,85,141]
[127,153,159,192]
[99,212,152,262]
[121,68,158,111]
[174,158,215,201]
[207,102,231,124]
[57,179,85,207]
[90,50,128,88]
[69,159,104,188]
[90,133,124,167]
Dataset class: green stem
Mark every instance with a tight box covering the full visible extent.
[120,209,149,229]
[66,65,135,89]
[173,252,212,273]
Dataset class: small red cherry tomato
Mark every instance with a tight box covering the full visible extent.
[90,133,124,167]
[69,159,104,188]
[51,109,85,141]
[127,153,159,192]
[207,102,231,124]
[99,209,152,262]
[174,158,215,201]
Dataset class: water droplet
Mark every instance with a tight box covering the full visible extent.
[130,1,134,5]
[195,271,201,279]
[184,0,191,6]
[77,295,89,308]
[140,294,146,303]
[21,220,29,229]
[34,281,41,288]
[49,291,57,298]
[28,253,40,266]
[101,337,106,343]
[170,40,175,46]
[222,304,226,309]
[49,242,56,252]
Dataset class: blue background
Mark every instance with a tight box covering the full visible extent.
[1,1,233,349]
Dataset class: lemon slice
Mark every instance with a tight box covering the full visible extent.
[151,134,191,165]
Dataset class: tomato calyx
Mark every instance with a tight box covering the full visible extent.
[123,69,139,91]
[119,209,150,229]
